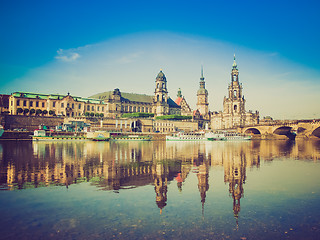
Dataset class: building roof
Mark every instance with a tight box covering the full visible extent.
[175,97,183,106]
[11,92,105,104]
[90,91,153,103]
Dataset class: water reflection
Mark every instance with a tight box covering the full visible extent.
[1,140,320,214]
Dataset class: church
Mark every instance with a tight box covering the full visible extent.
[210,56,259,129]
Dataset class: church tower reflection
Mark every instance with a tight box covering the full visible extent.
[153,163,168,214]
[197,162,209,216]
[224,153,246,227]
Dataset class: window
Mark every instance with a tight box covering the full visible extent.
[87,105,90,111]
[67,103,69,108]
[23,100,26,106]
[17,100,20,106]
[72,103,74,109]
[36,101,39,107]
[42,102,45,107]
[234,105,237,112]
[30,101,33,107]
[102,106,104,111]
[97,106,100,111]
[91,106,94,111]
[78,104,81,110]
[133,106,136,112]
[129,106,132,112]
[142,107,144,112]
[125,106,128,112]
[53,102,56,107]
[138,107,140,112]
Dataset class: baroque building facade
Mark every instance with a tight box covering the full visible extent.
[8,70,181,119]
[211,56,259,129]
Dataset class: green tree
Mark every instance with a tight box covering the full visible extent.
[23,108,29,115]
[36,109,42,115]
[49,110,55,115]
[95,113,100,117]
[42,110,48,115]
[30,109,36,115]
[90,112,94,117]
[99,113,104,118]
[85,112,90,117]
[17,108,23,114]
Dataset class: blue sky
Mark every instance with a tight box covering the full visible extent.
[0,0,319,119]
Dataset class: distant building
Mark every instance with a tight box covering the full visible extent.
[0,94,10,114]
[90,70,181,117]
[8,70,181,119]
[211,55,259,129]
[174,88,192,116]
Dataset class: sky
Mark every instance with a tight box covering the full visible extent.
[0,0,319,119]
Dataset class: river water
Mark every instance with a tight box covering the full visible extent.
[0,140,320,240]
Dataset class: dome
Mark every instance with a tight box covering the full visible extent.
[156,69,166,80]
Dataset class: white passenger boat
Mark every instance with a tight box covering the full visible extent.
[207,131,251,141]
[166,132,206,141]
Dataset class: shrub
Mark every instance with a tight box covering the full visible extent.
[99,113,104,118]
[36,109,42,115]
[30,109,36,115]
[122,112,154,118]
[17,108,23,114]
[90,112,94,117]
[23,109,29,115]
[155,115,192,120]
[49,110,55,115]
[42,110,48,115]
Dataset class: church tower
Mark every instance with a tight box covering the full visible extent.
[223,55,246,127]
[153,69,169,116]
[197,66,209,117]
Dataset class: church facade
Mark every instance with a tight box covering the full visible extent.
[211,56,259,129]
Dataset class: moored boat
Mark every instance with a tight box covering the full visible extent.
[32,130,87,141]
[110,134,152,141]
[207,131,251,141]
[166,132,206,141]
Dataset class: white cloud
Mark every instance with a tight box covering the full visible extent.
[116,52,144,64]
[55,49,80,62]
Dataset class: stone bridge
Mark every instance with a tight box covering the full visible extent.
[238,119,320,139]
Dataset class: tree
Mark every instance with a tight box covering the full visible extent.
[23,109,29,115]
[90,112,94,117]
[30,109,36,115]
[95,113,100,117]
[99,113,104,118]
[85,112,90,117]
[17,108,23,114]
[42,110,48,115]
[49,110,55,115]
[36,109,42,115]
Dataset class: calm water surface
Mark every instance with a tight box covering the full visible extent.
[1,140,320,240]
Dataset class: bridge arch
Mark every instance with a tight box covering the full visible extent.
[244,128,261,135]
[273,126,292,135]
[312,126,320,138]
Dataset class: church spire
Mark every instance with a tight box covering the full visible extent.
[177,88,182,98]
[232,54,238,70]
[200,65,204,81]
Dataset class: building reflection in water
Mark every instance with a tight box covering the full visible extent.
[1,139,320,220]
